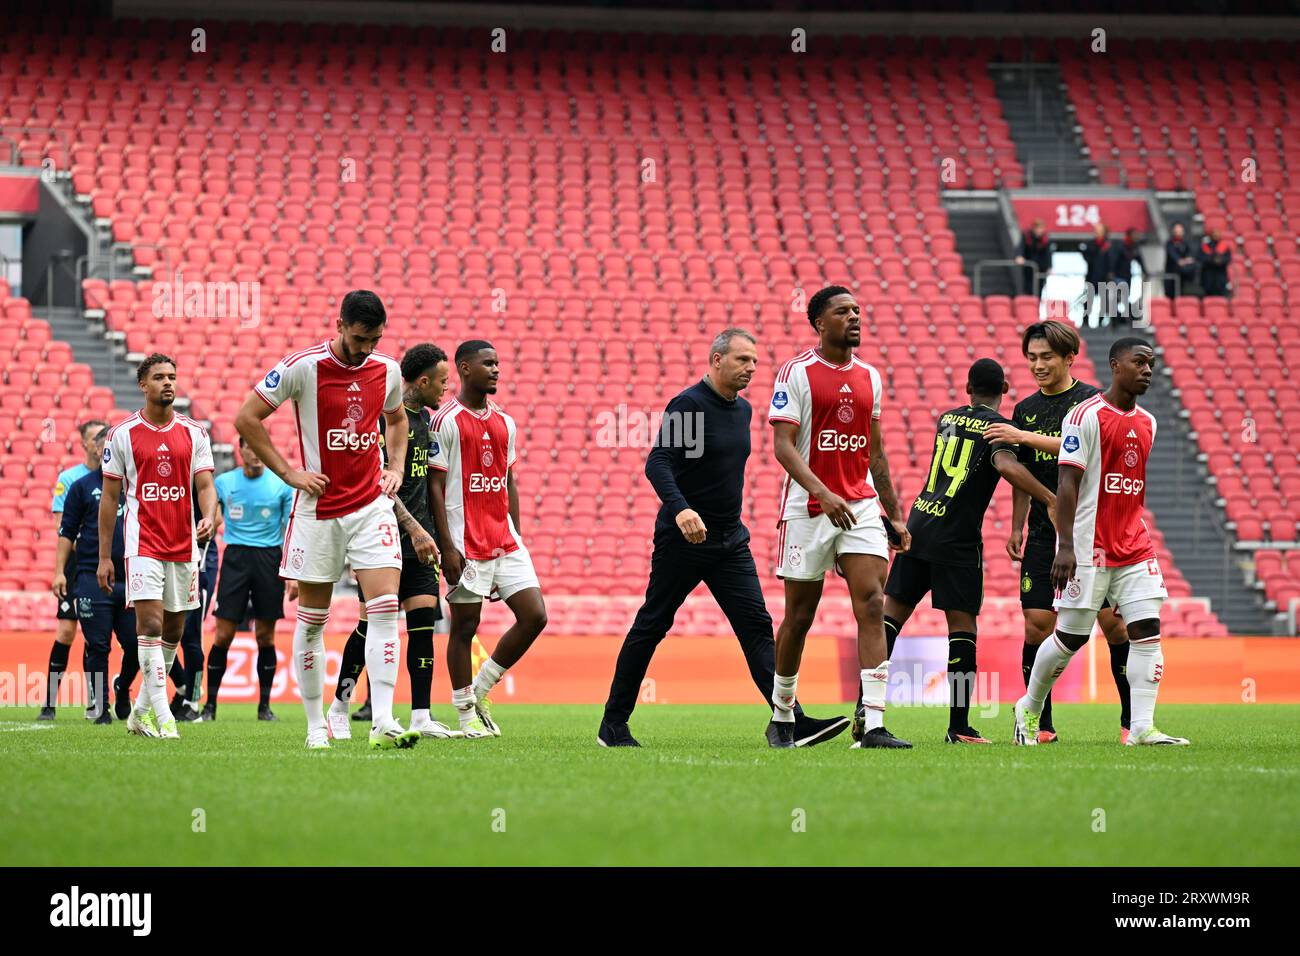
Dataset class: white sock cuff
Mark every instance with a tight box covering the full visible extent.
[297,606,329,633]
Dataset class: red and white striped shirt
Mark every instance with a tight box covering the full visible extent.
[254,340,402,521]
[429,397,520,561]
[768,348,883,520]
[1058,394,1157,567]
[102,412,213,561]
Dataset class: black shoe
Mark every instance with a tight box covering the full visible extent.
[766,719,796,749]
[114,676,131,720]
[93,710,113,726]
[200,702,216,722]
[794,713,850,748]
[351,701,372,722]
[597,719,640,747]
[850,703,865,743]
[36,706,55,721]
[258,705,279,722]
[170,694,186,719]
[855,727,913,749]
[176,702,203,722]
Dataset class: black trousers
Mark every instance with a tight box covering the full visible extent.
[76,579,136,717]
[603,522,787,724]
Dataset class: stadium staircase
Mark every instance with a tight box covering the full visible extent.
[1078,321,1272,633]
[991,63,1093,186]
[945,198,1015,296]
[35,305,142,413]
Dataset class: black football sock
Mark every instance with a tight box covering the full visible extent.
[46,641,70,707]
[883,615,902,660]
[169,658,187,701]
[206,644,229,707]
[1110,641,1131,730]
[947,632,977,731]
[336,621,367,704]
[406,607,438,713]
[257,645,277,708]
[1023,640,1054,730]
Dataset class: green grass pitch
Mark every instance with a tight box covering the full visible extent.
[1,703,1296,866]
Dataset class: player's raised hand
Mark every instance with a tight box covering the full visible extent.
[196,517,214,545]
[410,526,438,566]
[1051,543,1077,593]
[676,508,707,544]
[285,469,329,496]
[442,546,465,586]
[378,468,402,497]
[982,422,1022,446]
[1006,529,1024,561]
[52,572,67,599]
[815,489,855,530]
[96,557,114,594]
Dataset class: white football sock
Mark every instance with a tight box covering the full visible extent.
[860,661,889,733]
[1126,639,1163,737]
[132,639,157,716]
[771,673,797,723]
[453,685,476,728]
[411,708,430,727]
[136,638,169,718]
[472,656,506,701]
[1025,633,1074,714]
[162,640,178,676]
[364,595,401,728]
[294,607,329,734]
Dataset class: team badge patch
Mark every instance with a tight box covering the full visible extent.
[1021,574,1032,593]
[1066,579,1082,599]
[788,544,804,569]
[837,404,854,424]
[772,390,789,409]
[102,447,111,464]
[482,449,494,467]
[462,562,478,582]
[1124,449,1139,467]
[263,369,281,389]
[291,549,305,571]
[1063,435,1080,454]
[157,460,172,477]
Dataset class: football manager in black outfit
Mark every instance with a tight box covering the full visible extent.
[598,328,849,748]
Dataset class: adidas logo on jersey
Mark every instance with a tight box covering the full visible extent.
[348,382,361,392]
[1127,429,1138,438]
[840,384,852,393]
[482,431,490,439]
[158,443,169,451]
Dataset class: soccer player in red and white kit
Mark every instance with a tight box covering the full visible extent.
[234,291,416,751]
[1014,338,1189,746]
[98,354,217,739]
[768,286,912,749]
[430,341,547,737]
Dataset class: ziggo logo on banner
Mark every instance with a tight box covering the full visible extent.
[215,637,341,701]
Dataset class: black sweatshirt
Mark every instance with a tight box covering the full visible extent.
[644,377,751,533]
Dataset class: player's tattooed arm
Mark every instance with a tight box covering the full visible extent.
[379,406,408,497]
[392,497,438,565]
[867,417,902,523]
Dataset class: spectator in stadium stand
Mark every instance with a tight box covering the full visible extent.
[1108,228,1147,325]
[1081,223,1117,325]
[1163,222,1198,299]
[1199,226,1232,297]
[1014,218,1053,298]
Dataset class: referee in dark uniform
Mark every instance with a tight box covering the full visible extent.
[598,329,849,748]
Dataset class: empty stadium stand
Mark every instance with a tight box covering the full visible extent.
[4,19,1279,634]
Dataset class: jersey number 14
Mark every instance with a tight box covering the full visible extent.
[926,435,973,497]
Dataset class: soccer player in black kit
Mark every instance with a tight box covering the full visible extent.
[326,344,462,740]
[872,359,1057,743]
[984,320,1133,743]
